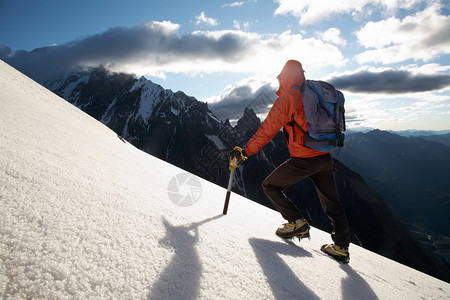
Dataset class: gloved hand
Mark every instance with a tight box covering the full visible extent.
[229,146,247,162]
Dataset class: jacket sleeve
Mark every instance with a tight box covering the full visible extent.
[244,94,292,156]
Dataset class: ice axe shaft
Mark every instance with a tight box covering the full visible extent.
[222,147,245,215]
[223,155,239,215]
[222,167,235,215]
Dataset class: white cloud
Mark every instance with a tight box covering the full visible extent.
[274,0,425,25]
[274,0,364,25]
[415,63,450,74]
[316,28,346,46]
[222,1,245,8]
[233,20,251,30]
[145,20,180,34]
[355,3,450,64]
[233,20,241,30]
[194,12,219,26]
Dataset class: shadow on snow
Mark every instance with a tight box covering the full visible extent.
[250,238,378,300]
[249,238,319,300]
[147,216,377,299]
[147,214,224,299]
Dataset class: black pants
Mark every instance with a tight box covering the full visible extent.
[262,153,350,248]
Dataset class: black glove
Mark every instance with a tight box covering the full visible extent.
[230,146,247,162]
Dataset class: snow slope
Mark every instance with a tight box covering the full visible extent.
[0,59,449,299]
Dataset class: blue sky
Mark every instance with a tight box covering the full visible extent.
[1,0,449,130]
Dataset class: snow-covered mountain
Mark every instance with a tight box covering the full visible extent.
[1,60,450,298]
[41,66,450,282]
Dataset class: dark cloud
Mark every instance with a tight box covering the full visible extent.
[344,114,365,124]
[0,22,251,82]
[329,69,450,94]
[210,68,450,121]
[209,83,276,121]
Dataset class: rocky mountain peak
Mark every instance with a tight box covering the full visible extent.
[236,107,261,134]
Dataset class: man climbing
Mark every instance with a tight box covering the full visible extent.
[231,59,350,263]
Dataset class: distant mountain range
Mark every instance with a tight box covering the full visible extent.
[390,130,450,137]
[333,130,450,267]
[43,67,450,282]
[416,133,450,147]
[349,128,450,138]
[335,130,450,236]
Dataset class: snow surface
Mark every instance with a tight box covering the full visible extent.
[0,59,449,299]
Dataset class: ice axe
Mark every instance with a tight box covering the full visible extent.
[222,147,245,215]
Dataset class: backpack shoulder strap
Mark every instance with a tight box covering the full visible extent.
[287,114,307,135]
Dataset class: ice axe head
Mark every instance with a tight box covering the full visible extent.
[228,146,245,170]
[229,156,238,170]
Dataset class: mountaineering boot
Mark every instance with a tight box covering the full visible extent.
[320,244,350,263]
[275,219,310,240]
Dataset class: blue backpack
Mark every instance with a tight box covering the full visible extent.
[289,80,346,152]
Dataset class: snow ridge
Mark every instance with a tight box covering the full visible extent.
[135,79,165,124]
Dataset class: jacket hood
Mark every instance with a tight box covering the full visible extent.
[276,60,306,96]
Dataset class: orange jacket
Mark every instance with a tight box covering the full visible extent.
[245,60,327,158]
